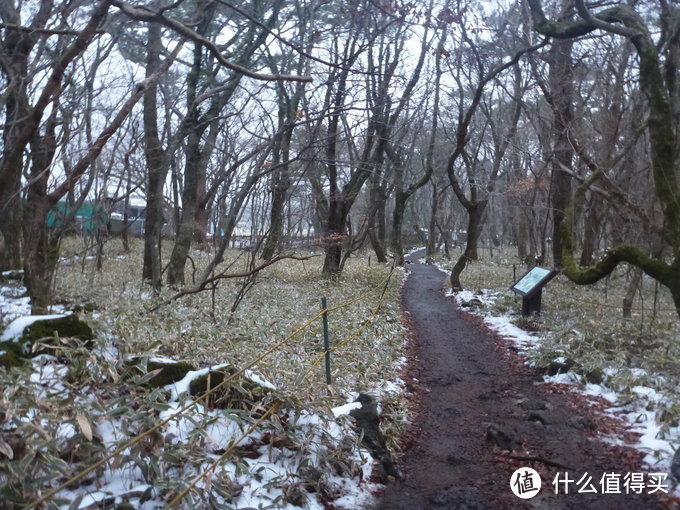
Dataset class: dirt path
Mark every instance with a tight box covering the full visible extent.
[378,258,670,509]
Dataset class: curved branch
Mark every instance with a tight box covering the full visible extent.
[146,254,319,312]
[526,0,631,39]
[573,0,635,38]
[110,0,312,83]
[560,172,672,286]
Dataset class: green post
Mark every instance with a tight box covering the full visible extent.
[321,297,331,385]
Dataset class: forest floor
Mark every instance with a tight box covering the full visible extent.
[379,254,679,509]
[1,239,679,509]
[0,239,410,509]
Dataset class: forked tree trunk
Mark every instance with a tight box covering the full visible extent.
[450,202,486,291]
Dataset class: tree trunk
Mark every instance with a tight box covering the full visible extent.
[426,183,439,259]
[261,110,295,261]
[167,139,201,287]
[390,190,408,266]
[548,38,575,269]
[622,267,642,319]
[142,21,166,291]
[515,205,529,262]
[579,195,601,267]
[0,63,30,271]
[322,198,346,275]
[0,166,23,271]
[122,163,131,254]
[261,167,290,260]
[23,125,59,314]
[167,35,208,287]
[450,202,486,291]
[368,171,388,264]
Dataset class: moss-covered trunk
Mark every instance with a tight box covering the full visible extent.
[548,37,575,269]
[528,0,680,319]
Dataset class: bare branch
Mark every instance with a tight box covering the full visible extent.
[146,254,320,312]
[0,23,106,36]
[110,0,312,83]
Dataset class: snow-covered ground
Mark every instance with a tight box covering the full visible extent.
[444,285,680,498]
[0,271,65,322]
[0,277,408,509]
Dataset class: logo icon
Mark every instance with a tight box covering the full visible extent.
[510,467,542,499]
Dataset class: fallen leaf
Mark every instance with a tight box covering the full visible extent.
[76,413,93,441]
[0,438,13,459]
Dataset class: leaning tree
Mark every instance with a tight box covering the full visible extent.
[527,0,680,317]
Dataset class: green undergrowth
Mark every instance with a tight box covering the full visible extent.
[0,236,408,508]
[51,237,405,404]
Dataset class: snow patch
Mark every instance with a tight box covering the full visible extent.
[454,288,680,498]
[332,402,362,417]
[1,314,69,342]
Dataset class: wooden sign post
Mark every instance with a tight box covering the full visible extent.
[510,267,558,317]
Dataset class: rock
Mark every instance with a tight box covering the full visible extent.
[461,298,483,309]
[125,358,196,387]
[519,399,548,411]
[349,393,401,481]
[71,302,98,314]
[0,348,24,368]
[582,367,605,384]
[537,358,576,377]
[527,410,550,425]
[427,487,490,509]
[1,314,94,358]
[486,424,520,451]
[0,270,23,283]
[188,367,274,410]
[568,415,597,431]
[445,455,471,466]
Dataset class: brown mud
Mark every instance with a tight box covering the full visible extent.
[377,257,677,510]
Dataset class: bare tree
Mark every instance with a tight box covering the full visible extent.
[442,5,541,291]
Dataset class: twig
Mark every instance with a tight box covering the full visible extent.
[145,254,319,312]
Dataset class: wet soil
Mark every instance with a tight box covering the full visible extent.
[378,259,676,510]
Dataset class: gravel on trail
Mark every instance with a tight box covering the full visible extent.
[377,258,674,510]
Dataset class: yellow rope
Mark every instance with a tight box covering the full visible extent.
[165,401,282,508]
[308,267,395,374]
[25,268,394,509]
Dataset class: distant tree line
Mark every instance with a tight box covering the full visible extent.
[0,0,678,317]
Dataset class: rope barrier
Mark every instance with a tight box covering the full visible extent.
[24,267,396,509]
[307,266,396,375]
[164,264,393,507]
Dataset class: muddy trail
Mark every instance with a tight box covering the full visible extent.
[378,257,672,510]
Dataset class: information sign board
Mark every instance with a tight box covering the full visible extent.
[510,266,558,316]
[511,267,556,297]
